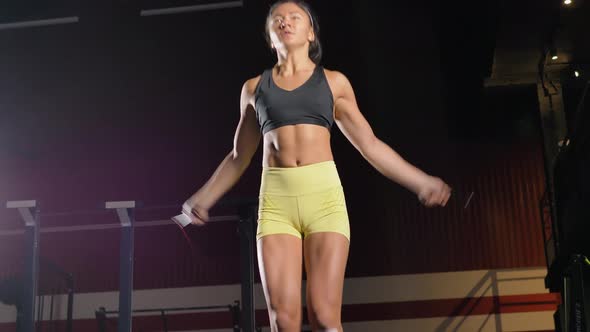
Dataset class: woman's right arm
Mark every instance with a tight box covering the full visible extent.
[184,77,262,225]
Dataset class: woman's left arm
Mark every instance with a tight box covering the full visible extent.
[328,70,451,207]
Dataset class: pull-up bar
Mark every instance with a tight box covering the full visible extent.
[3,198,259,332]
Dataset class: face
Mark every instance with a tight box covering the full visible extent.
[267,2,315,52]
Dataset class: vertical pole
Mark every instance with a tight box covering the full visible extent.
[106,201,136,332]
[7,200,39,332]
[95,307,107,332]
[231,301,241,332]
[66,274,74,332]
[160,310,168,332]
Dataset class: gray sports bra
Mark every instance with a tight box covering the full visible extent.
[254,65,335,135]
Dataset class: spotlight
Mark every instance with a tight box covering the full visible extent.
[574,70,580,77]
[564,0,572,5]
[550,47,558,60]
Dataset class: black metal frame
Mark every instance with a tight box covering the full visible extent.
[6,199,259,332]
[38,258,75,332]
[554,255,590,332]
[95,301,242,332]
[98,200,260,332]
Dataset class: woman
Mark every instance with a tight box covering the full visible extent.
[183,1,452,331]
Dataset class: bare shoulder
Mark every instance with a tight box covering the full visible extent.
[240,75,262,111]
[322,68,353,99]
[243,75,262,95]
[323,68,348,82]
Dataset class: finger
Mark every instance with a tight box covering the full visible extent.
[427,195,437,207]
[430,193,439,207]
[432,188,444,206]
[197,212,210,222]
[421,195,431,206]
[418,193,427,205]
[437,189,446,206]
[191,208,204,220]
[190,217,205,226]
[440,183,450,202]
[444,189,451,205]
[442,185,451,206]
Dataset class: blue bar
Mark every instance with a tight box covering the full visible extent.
[23,212,40,332]
[118,219,134,332]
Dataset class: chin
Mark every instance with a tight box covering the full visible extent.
[282,41,307,50]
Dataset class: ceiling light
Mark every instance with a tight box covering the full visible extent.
[549,46,558,60]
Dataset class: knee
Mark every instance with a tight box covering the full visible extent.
[270,305,301,330]
[309,305,341,330]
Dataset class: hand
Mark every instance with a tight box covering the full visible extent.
[417,175,452,207]
[182,201,210,226]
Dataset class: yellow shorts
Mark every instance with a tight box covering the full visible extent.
[256,160,350,241]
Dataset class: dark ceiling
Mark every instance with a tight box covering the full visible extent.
[0,0,587,140]
[2,0,586,78]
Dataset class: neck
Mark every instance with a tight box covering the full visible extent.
[275,47,315,75]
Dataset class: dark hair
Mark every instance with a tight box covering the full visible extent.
[265,0,322,65]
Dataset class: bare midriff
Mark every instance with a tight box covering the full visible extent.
[262,124,334,168]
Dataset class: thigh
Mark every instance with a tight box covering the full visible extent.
[304,232,349,312]
[257,234,303,312]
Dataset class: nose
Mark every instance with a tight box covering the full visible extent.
[278,18,290,29]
